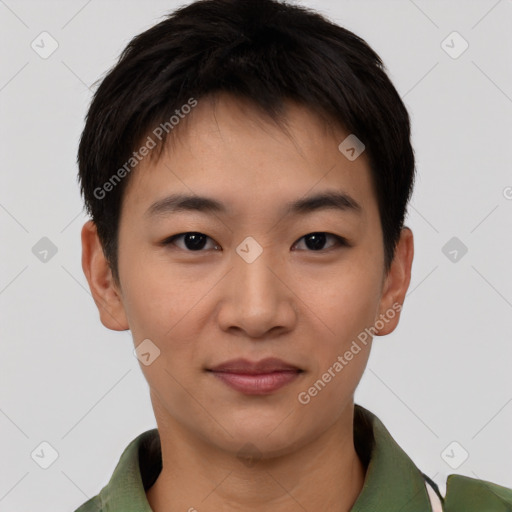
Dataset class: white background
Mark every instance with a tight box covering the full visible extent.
[0,1,511,510]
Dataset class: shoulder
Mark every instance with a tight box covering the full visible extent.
[73,495,103,512]
[71,428,160,512]
[443,474,512,511]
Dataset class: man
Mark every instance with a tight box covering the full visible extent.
[74,0,512,510]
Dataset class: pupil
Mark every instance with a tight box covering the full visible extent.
[305,233,326,250]
[185,233,207,250]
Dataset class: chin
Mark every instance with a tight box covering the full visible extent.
[207,413,309,457]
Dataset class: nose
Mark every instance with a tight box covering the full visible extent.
[216,245,298,339]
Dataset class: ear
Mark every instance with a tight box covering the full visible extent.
[374,227,414,336]
[81,220,129,331]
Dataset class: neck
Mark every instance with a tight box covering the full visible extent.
[147,404,366,512]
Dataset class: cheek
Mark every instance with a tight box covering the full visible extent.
[119,261,210,390]
[118,249,198,340]
[295,272,378,419]
[304,261,382,346]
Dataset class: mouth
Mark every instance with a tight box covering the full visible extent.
[207,358,304,395]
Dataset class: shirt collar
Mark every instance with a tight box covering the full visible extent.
[94,404,433,511]
[351,404,433,511]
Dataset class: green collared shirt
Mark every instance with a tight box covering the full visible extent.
[74,404,512,511]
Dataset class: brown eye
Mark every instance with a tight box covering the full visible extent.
[292,232,349,251]
[162,232,220,251]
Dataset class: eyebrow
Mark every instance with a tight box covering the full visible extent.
[145,190,362,219]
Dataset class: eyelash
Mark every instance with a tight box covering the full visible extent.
[161,232,350,253]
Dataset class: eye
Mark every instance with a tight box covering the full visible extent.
[161,231,349,252]
[162,232,221,251]
[292,232,349,252]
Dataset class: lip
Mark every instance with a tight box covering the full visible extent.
[209,357,302,374]
[207,358,303,395]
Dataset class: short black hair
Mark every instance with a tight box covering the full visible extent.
[78,0,415,286]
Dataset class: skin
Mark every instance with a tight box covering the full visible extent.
[81,93,414,512]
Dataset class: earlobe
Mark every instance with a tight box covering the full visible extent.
[81,220,129,331]
[374,227,414,336]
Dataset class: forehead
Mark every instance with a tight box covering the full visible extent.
[120,94,376,222]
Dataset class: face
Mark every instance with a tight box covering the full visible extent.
[82,93,413,458]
